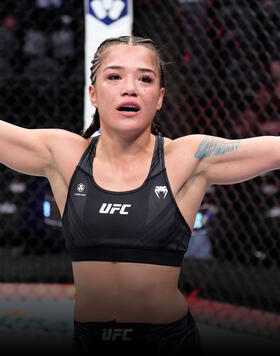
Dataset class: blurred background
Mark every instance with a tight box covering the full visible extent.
[0,0,280,352]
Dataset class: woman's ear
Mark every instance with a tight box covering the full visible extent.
[156,87,165,111]
[89,85,97,107]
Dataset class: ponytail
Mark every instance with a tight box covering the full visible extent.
[151,118,162,136]
[82,109,100,139]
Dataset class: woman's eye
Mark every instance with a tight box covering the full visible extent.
[140,76,153,83]
[108,74,120,80]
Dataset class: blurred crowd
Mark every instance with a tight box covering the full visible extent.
[0,0,83,89]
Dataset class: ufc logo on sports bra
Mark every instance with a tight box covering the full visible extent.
[102,328,133,341]
[99,203,131,215]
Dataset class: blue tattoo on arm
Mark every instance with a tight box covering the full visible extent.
[195,137,240,160]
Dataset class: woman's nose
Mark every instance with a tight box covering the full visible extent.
[121,76,137,96]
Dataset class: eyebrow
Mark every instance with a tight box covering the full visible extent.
[103,65,157,76]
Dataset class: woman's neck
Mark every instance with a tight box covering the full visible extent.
[96,129,155,162]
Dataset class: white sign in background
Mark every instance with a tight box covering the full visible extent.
[84,0,133,130]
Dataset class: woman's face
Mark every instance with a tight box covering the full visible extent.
[89,44,165,135]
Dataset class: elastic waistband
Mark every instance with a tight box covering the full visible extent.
[69,246,184,267]
[73,310,195,342]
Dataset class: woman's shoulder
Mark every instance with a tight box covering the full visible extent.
[39,129,91,168]
[42,128,87,140]
[41,128,89,149]
[163,134,205,155]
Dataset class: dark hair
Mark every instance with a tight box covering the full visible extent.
[82,36,166,139]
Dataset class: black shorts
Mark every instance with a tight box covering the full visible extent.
[72,310,201,355]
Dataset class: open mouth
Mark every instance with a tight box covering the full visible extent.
[117,105,140,112]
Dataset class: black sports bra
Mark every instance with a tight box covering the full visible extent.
[62,135,191,266]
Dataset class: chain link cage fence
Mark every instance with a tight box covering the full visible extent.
[0,0,280,342]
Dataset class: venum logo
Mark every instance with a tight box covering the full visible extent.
[102,328,133,341]
[154,186,168,199]
[89,0,128,25]
[99,203,131,215]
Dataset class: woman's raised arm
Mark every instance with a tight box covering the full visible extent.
[0,120,84,177]
[182,134,280,186]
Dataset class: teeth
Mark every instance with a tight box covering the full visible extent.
[118,105,139,112]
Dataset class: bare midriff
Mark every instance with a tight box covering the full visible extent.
[72,261,189,324]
